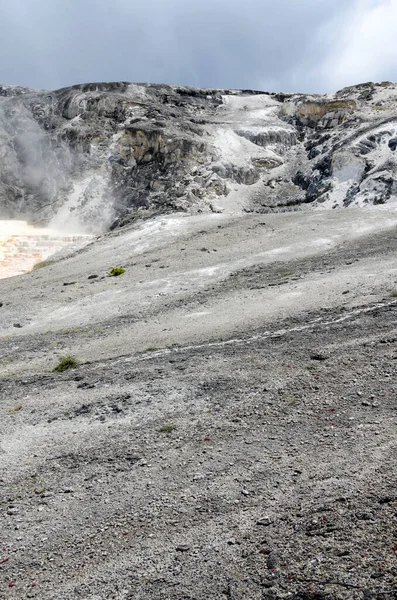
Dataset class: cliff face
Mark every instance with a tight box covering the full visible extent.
[1,80,397,232]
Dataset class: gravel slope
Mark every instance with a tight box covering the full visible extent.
[0,207,397,599]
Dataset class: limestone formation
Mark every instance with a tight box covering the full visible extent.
[0,80,397,232]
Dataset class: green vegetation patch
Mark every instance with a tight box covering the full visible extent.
[6,405,23,414]
[31,260,54,271]
[53,355,79,373]
[159,422,176,434]
[108,267,126,277]
[144,346,161,353]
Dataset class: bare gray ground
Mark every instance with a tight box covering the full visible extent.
[0,208,397,599]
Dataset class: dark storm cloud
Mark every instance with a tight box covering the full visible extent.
[0,0,395,93]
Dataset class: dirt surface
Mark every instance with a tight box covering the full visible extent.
[1,207,397,599]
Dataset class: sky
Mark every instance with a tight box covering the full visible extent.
[0,0,396,94]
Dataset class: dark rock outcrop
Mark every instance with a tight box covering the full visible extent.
[0,80,397,232]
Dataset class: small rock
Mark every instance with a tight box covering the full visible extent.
[176,544,190,552]
[388,138,397,151]
[77,382,95,390]
[75,404,91,415]
[257,516,273,526]
[63,488,74,494]
[241,489,249,496]
[261,578,275,589]
[7,508,18,515]
[361,400,371,406]
[63,281,77,286]
[13,323,23,328]
[379,495,394,504]
[309,351,328,361]
[88,275,98,279]
[267,551,280,569]
[336,549,350,557]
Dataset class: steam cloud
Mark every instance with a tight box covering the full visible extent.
[0,95,70,221]
[0,91,114,234]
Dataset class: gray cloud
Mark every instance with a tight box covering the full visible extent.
[0,0,396,93]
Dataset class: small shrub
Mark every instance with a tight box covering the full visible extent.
[6,405,23,414]
[108,267,126,277]
[53,355,79,373]
[31,260,54,271]
[159,423,176,434]
[391,290,397,298]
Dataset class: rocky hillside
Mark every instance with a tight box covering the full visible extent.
[1,80,397,600]
[1,80,397,232]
